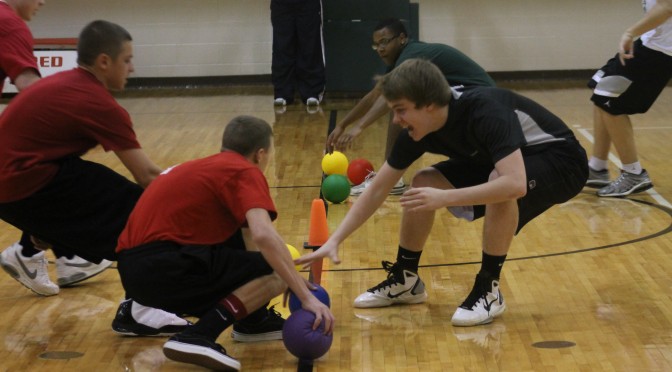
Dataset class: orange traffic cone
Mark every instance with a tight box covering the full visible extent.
[305,199,329,247]
[303,198,329,284]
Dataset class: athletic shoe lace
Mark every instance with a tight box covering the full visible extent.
[460,274,489,309]
[610,172,630,188]
[267,305,282,320]
[367,261,404,292]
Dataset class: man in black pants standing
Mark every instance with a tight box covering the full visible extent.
[271,0,325,110]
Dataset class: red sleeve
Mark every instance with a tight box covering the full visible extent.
[0,20,40,82]
[220,167,277,225]
[89,104,141,152]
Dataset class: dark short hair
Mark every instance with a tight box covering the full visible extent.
[376,58,451,108]
[77,20,132,66]
[221,115,273,156]
[374,18,408,37]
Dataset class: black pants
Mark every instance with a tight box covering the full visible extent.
[271,0,325,103]
[0,157,142,263]
[118,234,274,317]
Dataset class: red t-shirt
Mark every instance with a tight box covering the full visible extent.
[0,68,140,202]
[117,151,278,252]
[0,2,39,91]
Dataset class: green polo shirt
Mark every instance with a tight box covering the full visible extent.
[390,39,496,87]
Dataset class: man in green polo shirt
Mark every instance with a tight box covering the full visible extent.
[327,18,495,196]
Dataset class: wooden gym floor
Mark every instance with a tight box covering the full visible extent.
[0,82,671,371]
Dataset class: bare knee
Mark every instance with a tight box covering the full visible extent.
[411,167,452,189]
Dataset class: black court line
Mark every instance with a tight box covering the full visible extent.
[104,187,672,274]
[272,185,322,189]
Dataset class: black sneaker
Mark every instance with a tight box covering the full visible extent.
[164,333,240,371]
[231,305,285,342]
[112,298,192,336]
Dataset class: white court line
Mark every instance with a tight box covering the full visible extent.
[575,125,672,209]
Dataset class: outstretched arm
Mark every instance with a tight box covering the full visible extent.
[296,162,406,265]
[619,0,672,64]
[327,88,389,152]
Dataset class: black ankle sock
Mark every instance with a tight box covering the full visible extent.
[396,246,422,272]
[187,304,234,341]
[51,246,74,259]
[480,251,507,279]
[19,233,40,257]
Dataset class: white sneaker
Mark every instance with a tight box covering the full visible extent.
[305,97,320,106]
[354,261,428,308]
[0,242,59,296]
[56,256,112,286]
[350,171,406,196]
[451,274,506,326]
[273,98,287,106]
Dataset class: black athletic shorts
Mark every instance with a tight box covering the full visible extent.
[432,138,588,233]
[589,39,672,115]
[117,232,274,317]
[0,157,142,263]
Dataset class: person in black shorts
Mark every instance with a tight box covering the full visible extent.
[298,58,588,327]
[116,116,334,371]
[586,0,672,197]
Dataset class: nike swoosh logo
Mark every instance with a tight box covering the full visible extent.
[483,295,500,312]
[224,298,238,312]
[387,288,411,298]
[15,252,37,279]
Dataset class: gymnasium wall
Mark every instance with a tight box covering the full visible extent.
[28,0,642,78]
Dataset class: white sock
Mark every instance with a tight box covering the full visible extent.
[622,162,642,175]
[130,300,189,327]
[588,157,608,171]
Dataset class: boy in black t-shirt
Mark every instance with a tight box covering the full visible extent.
[298,59,588,327]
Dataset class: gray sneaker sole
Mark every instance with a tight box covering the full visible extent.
[57,264,111,287]
[597,182,653,197]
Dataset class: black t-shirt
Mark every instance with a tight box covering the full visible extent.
[387,86,576,170]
